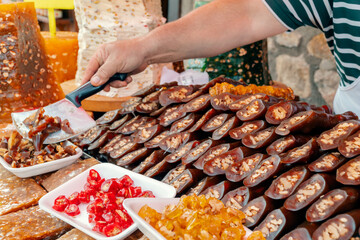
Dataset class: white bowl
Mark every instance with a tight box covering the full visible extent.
[39,163,176,240]
[123,198,253,240]
[0,141,82,178]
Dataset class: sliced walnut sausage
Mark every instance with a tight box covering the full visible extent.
[284,173,338,212]
[308,152,346,173]
[242,126,279,149]
[312,209,360,240]
[336,155,360,185]
[266,135,311,155]
[317,120,360,151]
[225,153,267,182]
[306,187,360,223]
[265,165,311,200]
[229,120,267,140]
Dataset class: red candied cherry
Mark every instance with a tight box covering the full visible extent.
[101,178,119,193]
[79,190,90,203]
[117,188,129,198]
[102,223,123,237]
[88,178,105,190]
[88,169,102,182]
[87,198,104,215]
[89,213,104,224]
[68,191,80,205]
[84,183,97,196]
[118,175,134,188]
[64,203,80,216]
[102,192,116,205]
[128,186,142,198]
[92,220,107,233]
[52,195,69,212]
[102,211,115,223]
[138,190,155,198]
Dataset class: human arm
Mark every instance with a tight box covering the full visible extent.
[82,0,287,90]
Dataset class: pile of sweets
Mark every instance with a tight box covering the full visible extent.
[0,2,64,123]
[74,76,360,240]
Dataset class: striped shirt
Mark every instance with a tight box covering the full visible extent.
[263,0,360,87]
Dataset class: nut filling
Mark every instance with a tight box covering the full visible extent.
[274,137,294,152]
[249,160,274,183]
[239,123,259,134]
[169,88,189,99]
[225,195,245,210]
[149,132,168,144]
[272,106,287,120]
[315,154,339,169]
[230,155,262,176]
[276,171,302,195]
[313,194,344,217]
[249,130,271,145]
[279,114,307,131]
[188,180,205,195]
[241,101,260,118]
[140,128,152,139]
[289,145,310,158]
[343,135,360,154]
[172,119,192,131]
[171,173,191,190]
[211,154,235,171]
[165,165,186,184]
[259,214,283,238]
[190,142,210,157]
[213,95,235,106]
[217,120,232,135]
[339,160,360,181]
[205,188,221,199]
[207,116,225,128]
[244,205,260,223]
[190,97,206,109]
[170,143,192,160]
[319,122,355,145]
[319,218,349,240]
[295,181,321,202]
[203,146,228,164]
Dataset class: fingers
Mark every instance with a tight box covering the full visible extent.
[90,60,117,87]
[108,76,133,88]
[102,77,133,92]
[81,52,101,85]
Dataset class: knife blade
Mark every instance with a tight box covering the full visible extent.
[11,73,127,144]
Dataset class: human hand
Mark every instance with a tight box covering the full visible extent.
[81,38,148,92]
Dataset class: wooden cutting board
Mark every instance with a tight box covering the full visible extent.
[60,80,132,112]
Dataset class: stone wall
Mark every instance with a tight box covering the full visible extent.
[268,26,339,107]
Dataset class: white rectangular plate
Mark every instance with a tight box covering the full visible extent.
[123,198,253,240]
[39,163,176,240]
[0,141,82,178]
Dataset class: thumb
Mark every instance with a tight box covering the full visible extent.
[90,60,117,87]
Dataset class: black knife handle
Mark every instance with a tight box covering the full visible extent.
[66,73,127,107]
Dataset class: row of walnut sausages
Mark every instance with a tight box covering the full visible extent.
[72,77,360,240]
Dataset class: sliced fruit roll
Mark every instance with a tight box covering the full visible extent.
[317,120,360,151]
[203,147,256,176]
[336,155,360,185]
[284,173,338,212]
[225,153,267,182]
[243,196,276,228]
[229,120,267,140]
[265,165,311,200]
[308,152,346,173]
[312,209,360,240]
[306,187,360,223]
